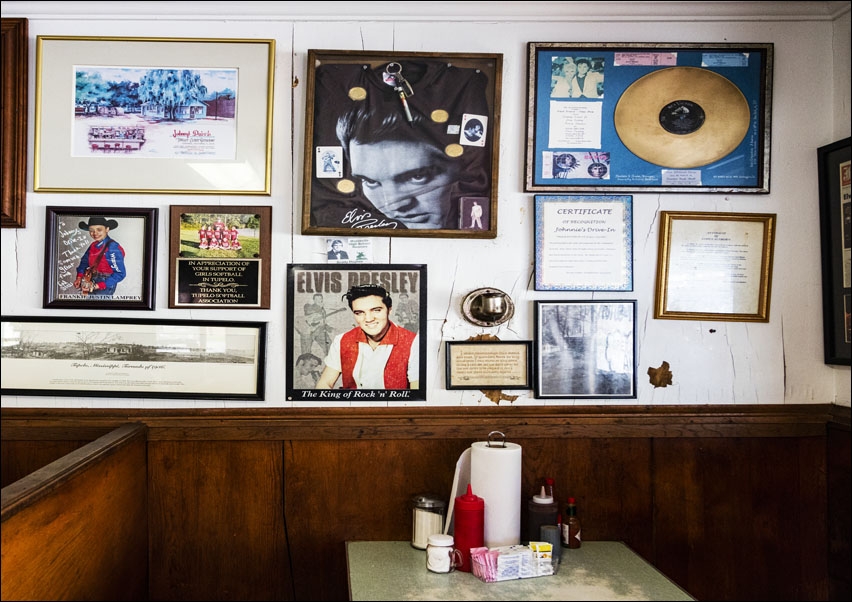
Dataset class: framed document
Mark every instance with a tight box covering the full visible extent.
[817,137,851,365]
[44,206,157,310]
[445,340,532,390]
[654,211,776,322]
[33,36,274,194]
[1,316,267,401]
[534,300,636,399]
[534,194,633,291]
[525,42,773,193]
[169,206,272,309]
[285,263,427,401]
[301,49,502,238]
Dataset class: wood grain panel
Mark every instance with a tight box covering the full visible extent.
[147,440,292,601]
[1,440,90,488]
[1,424,148,601]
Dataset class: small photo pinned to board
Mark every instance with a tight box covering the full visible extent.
[316,146,343,178]
[461,113,487,147]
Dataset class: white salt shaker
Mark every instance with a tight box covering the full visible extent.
[426,534,462,573]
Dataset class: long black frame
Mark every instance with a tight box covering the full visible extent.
[285,263,427,401]
[43,206,157,310]
[817,136,851,365]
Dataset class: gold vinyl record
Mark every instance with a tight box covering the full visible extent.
[613,67,750,169]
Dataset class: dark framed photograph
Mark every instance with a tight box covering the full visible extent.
[169,205,272,308]
[534,300,636,399]
[1,316,267,400]
[445,340,532,390]
[43,206,157,310]
[1,18,27,228]
[654,211,776,322]
[534,194,633,291]
[33,36,274,194]
[817,136,851,365]
[286,263,426,401]
[301,49,502,238]
[525,42,773,193]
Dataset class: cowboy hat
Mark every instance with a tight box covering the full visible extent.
[79,217,118,230]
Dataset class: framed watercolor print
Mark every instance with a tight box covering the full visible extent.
[169,206,271,309]
[534,194,633,291]
[654,211,776,322]
[33,36,274,194]
[1,18,27,228]
[1,316,267,401]
[525,42,773,193]
[301,49,502,238]
[534,300,636,399]
[43,206,157,310]
[285,263,426,401]
[817,137,851,365]
[445,340,532,390]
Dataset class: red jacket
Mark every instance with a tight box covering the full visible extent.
[339,322,417,389]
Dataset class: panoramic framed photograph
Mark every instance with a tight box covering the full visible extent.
[0,316,267,400]
[33,36,275,194]
[169,205,272,309]
[286,263,426,401]
[534,194,633,291]
[525,42,773,193]
[43,206,157,310]
[534,300,636,399]
[301,49,502,238]
[1,18,27,228]
[817,137,851,365]
[654,211,776,322]
[445,340,532,390]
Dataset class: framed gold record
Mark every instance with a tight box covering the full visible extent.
[525,43,773,193]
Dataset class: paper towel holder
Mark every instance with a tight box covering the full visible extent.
[487,430,507,447]
[462,288,514,327]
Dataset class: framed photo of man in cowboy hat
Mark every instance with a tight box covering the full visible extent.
[43,206,158,310]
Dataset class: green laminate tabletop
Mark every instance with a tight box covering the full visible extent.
[346,540,695,601]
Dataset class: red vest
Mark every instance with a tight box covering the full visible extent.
[339,322,417,389]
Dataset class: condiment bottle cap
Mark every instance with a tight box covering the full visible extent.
[455,483,484,510]
[533,485,554,504]
[427,533,454,547]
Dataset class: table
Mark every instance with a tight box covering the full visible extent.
[346,540,695,601]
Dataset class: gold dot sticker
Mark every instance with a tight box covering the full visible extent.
[337,179,356,194]
[431,109,449,123]
[348,87,367,101]
[445,144,464,158]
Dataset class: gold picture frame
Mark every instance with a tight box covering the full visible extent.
[654,211,776,322]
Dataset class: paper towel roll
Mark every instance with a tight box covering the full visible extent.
[470,440,522,547]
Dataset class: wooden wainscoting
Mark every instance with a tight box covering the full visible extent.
[1,404,849,601]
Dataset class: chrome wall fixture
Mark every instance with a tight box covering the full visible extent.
[461,287,514,327]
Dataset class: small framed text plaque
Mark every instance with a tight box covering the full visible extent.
[445,340,532,390]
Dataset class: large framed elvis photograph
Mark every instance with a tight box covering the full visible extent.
[169,205,272,309]
[445,340,532,390]
[0,316,267,401]
[534,194,633,291]
[43,206,157,310]
[817,137,851,365]
[534,300,636,399]
[33,36,275,195]
[301,49,502,239]
[1,18,27,228]
[525,42,773,193]
[286,264,426,401]
[654,211,776,322]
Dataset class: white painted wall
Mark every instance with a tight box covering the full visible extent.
[2,1,850,409]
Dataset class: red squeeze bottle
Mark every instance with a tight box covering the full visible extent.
[453,483,485,573]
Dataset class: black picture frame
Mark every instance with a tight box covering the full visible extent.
[534,300,636,399]
[817,136,851,365]
[43,206,157,310]
[1,316,267,400]
[525,42,773,193]
[445,340,532,390]
[301,49,502,238]
[286,263,427,401]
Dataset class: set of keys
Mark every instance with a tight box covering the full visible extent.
[383,62,415,125]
